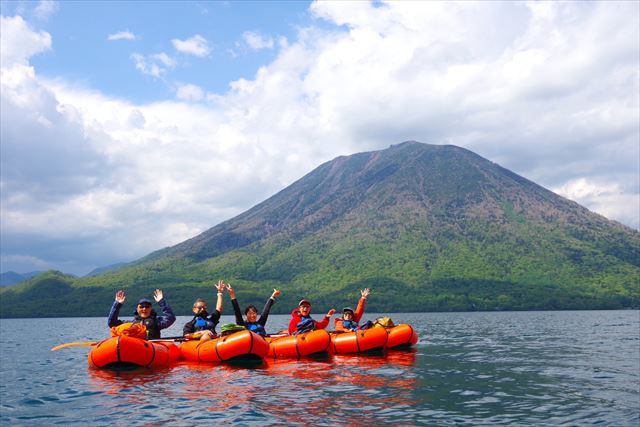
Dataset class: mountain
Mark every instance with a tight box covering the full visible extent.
[84,262,129,277]
[0,271,44,286]
[1,142,638,318]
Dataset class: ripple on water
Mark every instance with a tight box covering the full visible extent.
[1,312,638,425]
[20,399,45,406]
[15,415,64,421]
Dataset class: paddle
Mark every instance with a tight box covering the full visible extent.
[50,336,193,351]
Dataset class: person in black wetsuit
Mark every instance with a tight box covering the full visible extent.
[226,283,280,336]
[183,280,226,341]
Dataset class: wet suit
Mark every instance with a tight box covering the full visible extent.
[231,297,276,336]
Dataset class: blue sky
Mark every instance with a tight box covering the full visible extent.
[1,1,638,276]
[6,1,317,101]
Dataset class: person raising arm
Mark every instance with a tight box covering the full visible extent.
[334,288,371,332]
[227,284,281,336]
[183,280,226,341]
[107,289,176,339]
[288,299,335,334]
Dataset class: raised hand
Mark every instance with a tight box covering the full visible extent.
[215,280,226,293]
[226,283,235,299]
[115,290,126,304]
[271,289,281,299]
[361,288,371,299]
[326,309,336,317]
[153,289,163,302]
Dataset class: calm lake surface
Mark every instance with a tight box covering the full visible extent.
[1,310,638,426]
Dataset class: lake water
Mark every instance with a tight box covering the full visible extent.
[0,311,638,426]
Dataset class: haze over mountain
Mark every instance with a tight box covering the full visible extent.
[1,142,638,317]
[0,271,43,286]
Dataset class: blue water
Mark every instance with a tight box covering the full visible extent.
[1,311,638,426]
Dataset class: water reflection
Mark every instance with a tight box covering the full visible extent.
[4,312,636,426]
[258,350,418,426]
[85,349,420,425]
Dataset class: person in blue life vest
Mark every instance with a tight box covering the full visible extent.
[108,289,176,339]
[333,288,371,332]
[226,283,281,336]
[183,280,226,341]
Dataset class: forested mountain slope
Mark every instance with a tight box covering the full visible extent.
[2,142,638,317]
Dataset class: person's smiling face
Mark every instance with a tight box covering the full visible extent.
[299,303,311,315]
[193,303,207,315]
[137,303,152,318]
[246,308,258,323]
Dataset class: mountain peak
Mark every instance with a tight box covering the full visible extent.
[3,141,638,317]
[155,141,635,265]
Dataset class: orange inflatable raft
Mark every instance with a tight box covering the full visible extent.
[180,330,269,363]
[88,336,180,369]
[330,327,389,354]
[265,330,332,358]
[385,324,418,348]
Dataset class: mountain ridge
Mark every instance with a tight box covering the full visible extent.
[1,141,638,317]
[0,271,44,286]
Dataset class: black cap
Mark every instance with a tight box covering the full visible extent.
[298,299,311,306]
[342,307,354,314]
[137,298,152,305]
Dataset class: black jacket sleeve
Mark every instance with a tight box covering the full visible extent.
[231,298,245,326]
[183,317,196,335]
[209,310,221,327]
[258,297,275,327]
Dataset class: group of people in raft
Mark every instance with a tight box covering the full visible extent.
[108,280,372,340]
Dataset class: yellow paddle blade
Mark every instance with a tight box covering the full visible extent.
[50,341,98,351]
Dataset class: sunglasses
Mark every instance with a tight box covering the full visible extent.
[193,305,207,310]
[300,304,311,309]
[138,304,151,309]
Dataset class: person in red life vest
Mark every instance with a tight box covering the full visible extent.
[334,288,371,331]
[288,299,336,334]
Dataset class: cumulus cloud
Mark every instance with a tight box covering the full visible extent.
[0,15,51,65]
[1,1,638,275]
[1,17,115,274]
[172,34,211,57]
[241,30,275,50]
[131,52,176,77]
[108,30,136,41]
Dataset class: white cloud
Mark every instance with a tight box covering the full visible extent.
[554,179,639,229]
[1,1,638,275]
[0,254,53,273]
[0,15,52,66]
[108,30,136,41]
[242,30,275,50]
[131,52,176,77]
[153,52,175,67]
[33,0,58,21]
[176,83,204,102]
[172,34,211,57]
